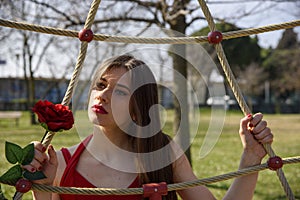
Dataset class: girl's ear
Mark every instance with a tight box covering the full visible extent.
[132,115,137,122]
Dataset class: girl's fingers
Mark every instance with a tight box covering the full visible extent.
[33,148,48,163]
[32,141,46,153]
[248,113,263,128]
[22,156,46,172]
[249,114,273,144]
[240,114,253,133]
[22,164,37,173]
[257,131,274,144]
[31,141,47,162]
[22,141,48,172]
[30,158,43,171]
[253,127,271,140]
[251,120,267,134]
[47,145,58,166]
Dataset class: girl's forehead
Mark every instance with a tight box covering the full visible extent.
[101,67,131,85]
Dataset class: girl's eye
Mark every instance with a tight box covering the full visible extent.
[115,89,128,96]
[95,82,106,90]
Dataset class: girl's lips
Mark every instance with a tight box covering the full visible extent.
[92,105,108,114]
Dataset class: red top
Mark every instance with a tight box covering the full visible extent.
[59,135,142,200]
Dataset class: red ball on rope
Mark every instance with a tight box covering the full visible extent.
[78,29,94,42]
[15,178,32,193]
[267,156,283,170]
[143,182,168,200]
[207,31,223,44]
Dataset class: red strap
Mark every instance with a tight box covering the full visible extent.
[143,182,168,200]
[61,148,72,163]
[60,134,93,187]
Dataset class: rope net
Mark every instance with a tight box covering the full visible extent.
[0,0,299,199]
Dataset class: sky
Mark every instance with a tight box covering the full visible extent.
[195,0,300,48]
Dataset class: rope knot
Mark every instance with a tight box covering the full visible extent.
[143,182,168,200]
[78,28,94,42]
[15,178,32,193]
[267,156,283,170]
[207,30,223,44]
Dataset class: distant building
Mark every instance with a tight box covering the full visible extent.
[0,77,69,110]
[0,72,233,111]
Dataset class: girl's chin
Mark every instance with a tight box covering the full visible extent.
[91,119,103,126]
[87,116,101,126]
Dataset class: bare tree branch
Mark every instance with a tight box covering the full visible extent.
[113,0,161,9]
[206,0,299,4]
[93,16,160,26]
[186,16,207,27]
[26,0,79,25]
[33,37,55,74]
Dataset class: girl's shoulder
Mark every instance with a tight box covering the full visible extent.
[53,143,80,186]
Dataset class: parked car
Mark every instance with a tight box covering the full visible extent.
[206,95,236,109]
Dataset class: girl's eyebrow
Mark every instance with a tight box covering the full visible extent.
[116,83,131,92]
[100,77,130,92]
[99,77,107,82]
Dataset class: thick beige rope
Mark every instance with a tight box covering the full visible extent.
[0,156,296,194]
[197,0,295,199]
[41,0,102,148]
[0,18,299,44]
[29,156,300,195]
[0,0,299,198]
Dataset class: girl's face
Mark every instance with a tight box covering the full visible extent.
[88,67,133,130]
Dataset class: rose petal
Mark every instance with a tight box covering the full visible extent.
[32,100,74,132]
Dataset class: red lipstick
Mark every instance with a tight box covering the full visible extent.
[92,105,108,114]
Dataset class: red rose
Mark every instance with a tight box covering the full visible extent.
[32,100,74,132]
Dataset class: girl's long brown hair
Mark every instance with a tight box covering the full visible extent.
[90,54,178,200]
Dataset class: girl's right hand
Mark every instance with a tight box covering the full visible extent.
[22,142,58,185]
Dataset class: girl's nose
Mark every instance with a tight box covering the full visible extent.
[95,89,110,103]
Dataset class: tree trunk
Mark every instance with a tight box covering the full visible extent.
[170,14,191,162]
[29,69,36,125]
[23,33,37,125]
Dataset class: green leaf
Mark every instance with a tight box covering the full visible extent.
[40,123,49,131]
[0,184,8,200]
[23,171,46,181]
[21,143,34,165]
[0,165,22,184]
[5,142,23,164]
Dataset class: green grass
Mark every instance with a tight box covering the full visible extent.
[0,110,299,199]
[187,110,300,200]
[0,112,81,199]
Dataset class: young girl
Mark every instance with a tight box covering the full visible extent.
[25,54,273,200]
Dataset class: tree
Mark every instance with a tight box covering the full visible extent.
[192,22,261,72]
[276,28,299,50]
[4,2,54,124]
[1,0,297,156]
[262,28,300,112]
[192,22,262,107]
[0,1,95,124]
[236,63,267,110]
[263,48,300,100]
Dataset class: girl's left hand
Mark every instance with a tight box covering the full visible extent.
[239,113,274,164]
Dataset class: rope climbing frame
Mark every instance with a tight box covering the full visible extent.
[0,0,299,199]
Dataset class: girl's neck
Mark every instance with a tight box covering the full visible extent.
[93,126,130,149]
[85,126,137,173]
